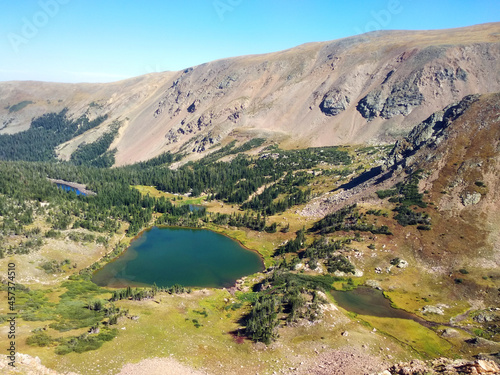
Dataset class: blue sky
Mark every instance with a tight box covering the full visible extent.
[1,0,498,83]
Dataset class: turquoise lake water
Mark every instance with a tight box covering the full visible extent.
[92,227,264,288]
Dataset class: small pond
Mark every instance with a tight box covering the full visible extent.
[56,183,87,196]
[330,287,434,327]
[188,204,205,212]
[92,227,264,288]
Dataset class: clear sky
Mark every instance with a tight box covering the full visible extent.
[1,0,498,83]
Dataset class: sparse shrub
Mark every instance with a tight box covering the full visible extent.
[40,259,71,274]
[326,255,355,274]
[45,229,62,239]
[40,260,62,274]
[417,225,431,230]
[68,232,80,242]
[26,332,53,347]
[54,329,117,355]
[308,258,318,270]
[390,258,400,266]
[96,236,108,245]
[366,209,385,216]
[82,233,95,242]
[376,189,397,199]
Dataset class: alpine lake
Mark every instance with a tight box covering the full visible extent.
[91,222,424,324]
[92,226,264,288]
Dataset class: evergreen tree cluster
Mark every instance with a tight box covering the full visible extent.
[245,294,279,344]
[309,204,392,235]
[70,122,119,167]
[0,110,107,162]
[376,173,432,228]
[109,283,190,302]
[244,271,330,344]
[302,237,342,258]
[242,171,312,215]
[275,228,306,255]
[212,211,268,232]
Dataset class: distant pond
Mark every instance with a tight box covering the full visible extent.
[330,287,435,327]
[56,183,87,196]
[50,178,95,196]
[92,227,264,288]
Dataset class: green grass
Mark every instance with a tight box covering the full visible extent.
[360,315,453,359]
[59,279,109,300]
[12,279,115,358]
[49,299,104,332]
[32,289,291,374]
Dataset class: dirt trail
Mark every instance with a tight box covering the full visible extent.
[117,357,208,375]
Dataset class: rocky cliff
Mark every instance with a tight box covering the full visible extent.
[384,93,481,173]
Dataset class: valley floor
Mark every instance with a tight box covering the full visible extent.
[0,141,499,374]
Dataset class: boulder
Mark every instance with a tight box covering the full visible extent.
[397,259,409,268]
[461,192,481,206]
[422,305,445,315]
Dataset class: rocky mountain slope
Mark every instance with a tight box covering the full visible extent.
[385,92,500,274]
[305,91,500,311]
[0,23,499,165]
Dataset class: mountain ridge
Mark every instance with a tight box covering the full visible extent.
[1,22,499,166]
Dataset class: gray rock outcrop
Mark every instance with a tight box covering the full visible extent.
[387,358,500,375]
[356,90,384,120]
[320,91,350,116]
[384,94,480,172]
[381,82,424,119]
[217,74,238,89]
[357,77,424,120]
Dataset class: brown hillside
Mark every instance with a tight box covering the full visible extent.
[416,93,500,273]
[0,23,499,165]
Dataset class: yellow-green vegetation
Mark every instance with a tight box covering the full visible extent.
[359,316,453,359]
[331,277,363,291]
[132,185,207,206]
[5,289,300,374]
[384,287,470,324]
[1,287,415,374]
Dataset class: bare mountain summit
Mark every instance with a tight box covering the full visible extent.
[1,23,499,165]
